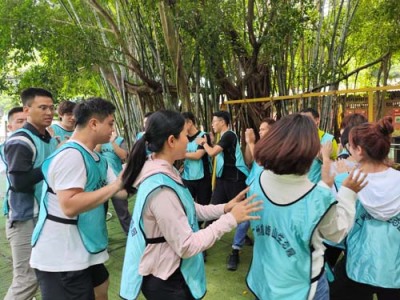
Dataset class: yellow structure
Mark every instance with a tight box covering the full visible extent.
[224,85,400,122]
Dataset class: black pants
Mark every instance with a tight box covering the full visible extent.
[330,256,400,300]
[183,176,212,206]
[142,268,195,300]
[211,178,247,205]
[35,264,109,300]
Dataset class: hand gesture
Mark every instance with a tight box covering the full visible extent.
[110,131,117,143]
[230,196,263,224]
[321,142,332,161]
[342,168,368,193]
[245,128,256,145]
[335,159,352,174]
[195,136,206,146]
[224,187,249,213]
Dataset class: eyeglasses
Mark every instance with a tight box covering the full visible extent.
[30,105,55,112]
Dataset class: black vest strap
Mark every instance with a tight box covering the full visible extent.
[46,214,78,225]
[145,236,166,244]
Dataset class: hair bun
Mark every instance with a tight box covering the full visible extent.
[377,116,394,136]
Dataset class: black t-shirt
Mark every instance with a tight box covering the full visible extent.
[187,131,211,178]
[217,131,246,181]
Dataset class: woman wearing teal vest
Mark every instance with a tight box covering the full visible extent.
[246,114,366,300]
[120,110,262,300]
[330,116,400,300]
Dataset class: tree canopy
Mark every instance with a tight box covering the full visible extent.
[1,0,399,143]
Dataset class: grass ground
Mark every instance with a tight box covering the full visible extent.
[0,193,255,300]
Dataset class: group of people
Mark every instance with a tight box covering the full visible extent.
[1,87,399,300]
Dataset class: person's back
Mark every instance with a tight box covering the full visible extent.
[331,117,400,300]
[247,114,365,300]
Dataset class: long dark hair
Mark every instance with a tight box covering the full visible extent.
[122,110,185,193]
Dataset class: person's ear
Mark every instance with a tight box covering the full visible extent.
[88,118,98,130]
[166,135,175,148]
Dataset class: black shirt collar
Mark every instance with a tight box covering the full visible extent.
[23,122,52,142]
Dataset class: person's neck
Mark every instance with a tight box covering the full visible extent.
[70,130,97,151]
[152,151,175,165]
[359,160,388,173]
[29,122,47,135]
[220,126,229,135]
[60,123,74,131]
[188,126,198,136]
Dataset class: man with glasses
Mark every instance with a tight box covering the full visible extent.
[4,87,58,300]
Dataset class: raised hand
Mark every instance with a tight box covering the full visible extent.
[342,168,368,193]
[224,187,250,213]
[230,196,263,224]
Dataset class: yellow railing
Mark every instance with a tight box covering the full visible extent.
[224,85,400,122]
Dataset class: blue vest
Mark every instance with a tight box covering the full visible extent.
[120,173,206,300]
[246,161,263,185]
[216,130,249,178]
[4,129,57,218]
[31,142,109,254]
[50,124,74,142]
[100,136,124,176]
[246,174,337,300]
[346,202,400,288]
[182,131,211,180]
[308,132,334,184]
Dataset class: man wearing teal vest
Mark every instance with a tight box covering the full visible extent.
[301,108,338,184]
[97,131,131,234]
[30,97,127,300]
[1,107,27,215]
[196,110,249,270]
[182,112,212,211]
[4,88,58,300]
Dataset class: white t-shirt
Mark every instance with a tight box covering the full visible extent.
[30,140,116,272]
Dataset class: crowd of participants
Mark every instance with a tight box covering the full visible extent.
[1,87,399,300]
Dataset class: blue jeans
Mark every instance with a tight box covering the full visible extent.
[232,221,250,250]
[314,272,330,300]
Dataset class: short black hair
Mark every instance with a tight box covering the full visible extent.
[7,107,24,122]
[213,111,230,126]
[300,107,319,119]
[182,112,196,125]
[74,97,116,127]
[20,88,53,106]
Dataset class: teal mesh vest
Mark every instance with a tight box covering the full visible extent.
[100,136,124,176]
[308,132,334,184]
[32,142,109,254]
[216,130,249,178]
[120,173,206,300]
[5,128,57,210]
[50,124,73,142]
[246,174,336,300]
[182,131,211,180]
[346,201,400,288]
